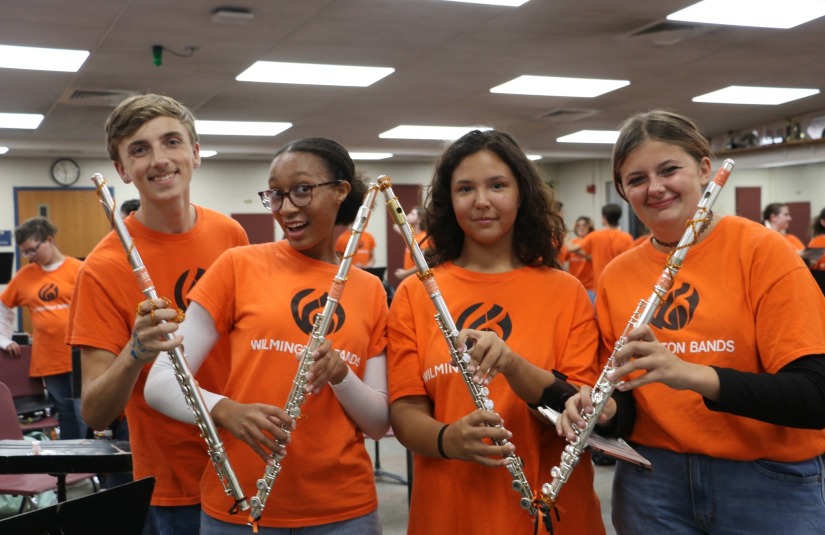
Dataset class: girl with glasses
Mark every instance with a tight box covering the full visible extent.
[1,216,87,440]
[146,137,389,534]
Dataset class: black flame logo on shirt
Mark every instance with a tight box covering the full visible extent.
[455,303,512,341]
[173,268,206,311]
[291,289,346,335]
[37,283,59,302]
[650,283,699,331]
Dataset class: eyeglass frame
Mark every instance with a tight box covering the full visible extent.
[258,180,342,213]
[20,241,43,257]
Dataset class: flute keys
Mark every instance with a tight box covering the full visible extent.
[484,399,494,411]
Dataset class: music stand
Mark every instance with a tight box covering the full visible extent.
[0,477,154,535]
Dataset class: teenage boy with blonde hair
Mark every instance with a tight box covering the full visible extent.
[67,93,248,534]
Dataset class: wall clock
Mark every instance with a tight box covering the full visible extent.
[50,158,81,187]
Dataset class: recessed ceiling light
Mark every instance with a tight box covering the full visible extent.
[349,152,393,160]
[379,125,492,140]
[0,113,44,129]
[692,86,820,105]
[668,0,825,29]
[0,147,8,155]
[490,75,630,98]
[237,61,394,87]
[199,150,218,158]
[196,120,292,136]
[0,44,89,72]
[557,130,620,144]
[442,0,530,6]
[527,154,542,161]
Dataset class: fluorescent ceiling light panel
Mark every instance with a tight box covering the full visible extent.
[237,61,394,87]
[0,113,44,129]
[196,120,292,136]
[349,152,393,160]
[491,75,629,98]
[693,86,820,105]
[0,147,8,155]
[667,0,825,29]
[527,154,542,161]
[442,0,530,6]
[0,44,89,72]
[199,150,217,158]
[380,125,492,140]
[557,130,620,144]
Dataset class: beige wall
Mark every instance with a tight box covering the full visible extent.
[2,152,824,274]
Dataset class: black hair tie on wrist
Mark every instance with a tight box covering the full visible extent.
[437,424,450,459]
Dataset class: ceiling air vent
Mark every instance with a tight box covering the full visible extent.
[625,20,714,46]
[539,108,598,122]
[59,89,138,107]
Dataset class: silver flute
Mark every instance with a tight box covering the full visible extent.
[380,175,537,517]
[247,182,382,526]
[541,158,735,508]
[90,174,249,513]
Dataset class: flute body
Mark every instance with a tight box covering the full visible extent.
[247,183,382,526]
[380,175,537,517]
[90,174,249,512]
[541,158,735,507]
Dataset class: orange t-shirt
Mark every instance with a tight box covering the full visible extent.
[578,227,633,284]
[402,232,432,270]
[335,230,375,267]
[387,262,604,535]
[597,216,825,462]
[189,240,388,528]
[784,232,805,252]
[66,206,249,506]
[1,257,82,377]
[808,235,825,270]
[558,236,594,291]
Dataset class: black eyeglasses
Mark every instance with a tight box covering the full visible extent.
[258,181,341,213]
[21,242,43,257]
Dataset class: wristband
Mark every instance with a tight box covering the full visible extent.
[437,424,450,459]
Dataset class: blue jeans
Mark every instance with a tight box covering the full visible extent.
[200,509,381,535]
[147,504,201,535]
[43,372,87,440]
[613,444,825,534]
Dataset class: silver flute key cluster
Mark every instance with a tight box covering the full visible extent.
[246,182,382,527]
[540,159,735,509]
[379,175,537,517]
[91,174,249,513]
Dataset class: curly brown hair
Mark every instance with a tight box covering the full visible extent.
[424,129,565,268]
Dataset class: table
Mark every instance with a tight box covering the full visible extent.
[0,439,132,501]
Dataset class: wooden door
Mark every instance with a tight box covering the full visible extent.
[787,201,811,243]
[14,187,112,332]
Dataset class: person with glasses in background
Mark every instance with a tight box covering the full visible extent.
[1,216,87,439]
[145,137,389,534]
[66,93,249,534]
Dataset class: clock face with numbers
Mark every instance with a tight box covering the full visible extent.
[50,158,81,187]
